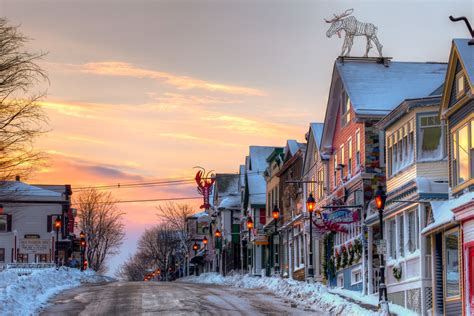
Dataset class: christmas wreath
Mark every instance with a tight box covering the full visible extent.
[392,263,402,281]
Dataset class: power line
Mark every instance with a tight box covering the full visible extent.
[71,196,202,205]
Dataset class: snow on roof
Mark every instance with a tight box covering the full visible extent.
[248,146,277,206]
[286,140,300,156]
[0,181,62,198]
[310,123,324,149]
[337,60,447,116]
[454,39,474,85]
[218,195,241,209]
[422,191,474,235]
[215,174,239,196]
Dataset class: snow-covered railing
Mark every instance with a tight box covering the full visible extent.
[5,262,56,274]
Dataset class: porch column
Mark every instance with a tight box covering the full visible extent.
[367,225,373,294]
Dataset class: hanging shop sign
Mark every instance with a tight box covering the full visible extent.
[194,167,215,209]
[254,234,269,246]
[327,208,359,224]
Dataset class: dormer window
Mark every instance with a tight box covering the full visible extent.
[342,95,351,127]
[455,71,465,98]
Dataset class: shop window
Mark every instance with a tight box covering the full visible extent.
[333,151,338,188]
[444,229,460,298]
[0,248,4,262]
[0,215,7,232]
[17,253,28,263]
[337,274,344,288]
[351,267,362,285]
[418,115,443,161]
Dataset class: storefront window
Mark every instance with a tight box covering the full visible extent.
[445,229,460,298]
[0,215,7,232]
[0,248,4,262]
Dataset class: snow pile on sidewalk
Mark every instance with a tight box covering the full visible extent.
[182,273,417,316]
[0,268,108,315]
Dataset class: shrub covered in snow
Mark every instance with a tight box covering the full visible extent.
[0,268,108,315]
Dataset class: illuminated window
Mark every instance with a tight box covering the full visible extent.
[418,115,443,161]
[452,122,472,186]
[456,72,465,98]
[342,95,351,126]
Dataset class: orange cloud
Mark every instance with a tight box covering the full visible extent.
[81,61,266,96]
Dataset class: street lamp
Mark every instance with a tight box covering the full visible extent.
[246,216,254,273]
[54,217,61,267]
[214,229,222,273]
[246,216,253,241]
[203,236,208,246]
[272,205,280,273]
[192,242,199,255]
[306,193,316,279]
[214,229,222,238]
[374,185,389,314]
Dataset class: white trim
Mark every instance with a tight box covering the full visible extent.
[351,266,363,286]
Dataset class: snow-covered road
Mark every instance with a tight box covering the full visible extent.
[41,281,326,315]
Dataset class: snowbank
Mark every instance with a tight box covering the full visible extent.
[0,268,109,315]
[181,273,418,316]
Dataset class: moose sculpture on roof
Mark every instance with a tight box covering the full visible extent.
[325,9,383,57]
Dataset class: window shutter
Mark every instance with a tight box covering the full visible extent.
[47,215,52,232]
[6,214,12,232]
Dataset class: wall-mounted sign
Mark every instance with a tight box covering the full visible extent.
[254,234,269,246]
[19,239,49,254]
[24,234,40,239]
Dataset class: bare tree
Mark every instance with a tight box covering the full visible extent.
[0,18,48,181]
[137,223,182,280]
[76,188,125,273]
[116,253,148,281]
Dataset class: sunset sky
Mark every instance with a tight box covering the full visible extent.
[1,0,472,274]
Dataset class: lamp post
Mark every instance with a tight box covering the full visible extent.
[192,242,199,276]
[79,231,86,271]
[215,229,222,273]
[306,193,316,279]
[203,236,208,248]
[246,216,253,273]
[54,217,61,267]
[272,205,280,274]
[375,186,390,314]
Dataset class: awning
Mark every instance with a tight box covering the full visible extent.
[421,192,474,235]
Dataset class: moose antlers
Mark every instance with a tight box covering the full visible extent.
[324,8,354,23]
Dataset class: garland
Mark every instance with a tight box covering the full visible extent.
[348,243,355,266]
[335,249,341,270]
[341,245,348,268]
[327,256,336,279]
[353,238,362,262]
[392,264,402,281]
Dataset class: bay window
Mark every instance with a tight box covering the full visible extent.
[418,115,443,161]
[387,119,415,176]
[398,215,404,257]
[389,219,397,259]
[407,210,419,253]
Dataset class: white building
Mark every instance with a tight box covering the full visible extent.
[0,180,73,267]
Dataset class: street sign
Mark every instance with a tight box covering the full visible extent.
[327,209,358,224]
[376,243,386,255]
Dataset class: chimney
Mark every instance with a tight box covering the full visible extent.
[15,175,20,181]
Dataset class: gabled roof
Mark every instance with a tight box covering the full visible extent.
[284,140,305,158]
[0,181,62,199]
[337,60,447,116]
[310,123,324,149]
[247,146,280,206]
[454,39,474,85]
[321,58,447,153]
